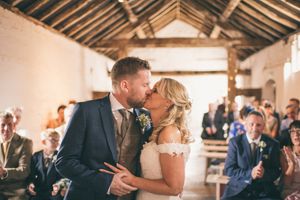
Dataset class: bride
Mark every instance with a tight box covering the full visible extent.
[102,78,192,200]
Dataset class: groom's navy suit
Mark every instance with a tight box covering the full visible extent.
[55,95,150,200]
[222,134,281,200]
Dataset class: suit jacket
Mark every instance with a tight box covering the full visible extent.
[222,134,281,199]
[0,134,33,195]
[201,111,225,140]
[28,150,63,199]
[55,96,150,200]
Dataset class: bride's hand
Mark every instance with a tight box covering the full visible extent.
[99,162,135,185]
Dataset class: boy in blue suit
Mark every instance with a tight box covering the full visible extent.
[28,129,65,200]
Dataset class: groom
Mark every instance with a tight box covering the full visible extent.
[55,57,152,200]
[222,111,281,200]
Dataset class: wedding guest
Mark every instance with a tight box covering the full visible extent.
[280,120,300,199]
[28,129,64,200]
[227,106,252,142]
[55,57,152,200]
[55,101,76,144]
[201,103,225,140]
[222,111,281,200]
[0,111,33,200]
[281,105,297,131]
[5,106,31,139]
[264,103,279,139]
[46,105,66,129]
[101,78,192,200]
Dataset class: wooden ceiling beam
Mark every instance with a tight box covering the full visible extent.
[39,0,71,21]
[238,2,290,35]
[121,0,146,38]
[234,10,283,39]
[81,13,127,44]
[11,0,23,7]
[210,0,241,39]
[67,2,120,37]
[25,0,50,15]
[243,0,298,29]
[260,0,300,22]
[122,0,176,39]
[94,38,269,48]
[284,0,300,11]
[59,0,108,32]
[50,0,91,27]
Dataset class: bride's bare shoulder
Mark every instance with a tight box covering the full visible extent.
[158,125,181,144]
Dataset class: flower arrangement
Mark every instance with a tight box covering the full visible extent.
[258,141,266,152]
[53,178,70,191]
[136,113,151,133]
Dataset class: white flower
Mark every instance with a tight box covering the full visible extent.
[136,113,151,133]
[258,141,266,152]
[52,155,57,163]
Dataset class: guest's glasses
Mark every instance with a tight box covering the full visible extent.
[289,128,300,137]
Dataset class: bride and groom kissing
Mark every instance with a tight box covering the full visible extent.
[55,57,192,200]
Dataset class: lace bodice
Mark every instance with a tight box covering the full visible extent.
[137,141,190,200]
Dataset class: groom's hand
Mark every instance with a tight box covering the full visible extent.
[110,173,137,196]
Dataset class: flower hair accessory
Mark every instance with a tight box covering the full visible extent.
[258,141,266,152]
[136,113,151,133]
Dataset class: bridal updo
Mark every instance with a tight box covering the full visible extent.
[149,78,192,144]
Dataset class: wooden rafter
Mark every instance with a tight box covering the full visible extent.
[58,1,108,32]
[234,9,283,39]
[210,0,241,39]
[67,2,120,37]
[116,0,174,39]
[243,0,298,29]
[25,0,50,15]
[121,0,146,38]
[39,0,72,21]
[94,38,269,48]
[238,2,290,35]
[11,0,22,7]
[50,1,91,27]
[260,0,300,22]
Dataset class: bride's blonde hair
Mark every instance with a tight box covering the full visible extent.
[149,78,192,144]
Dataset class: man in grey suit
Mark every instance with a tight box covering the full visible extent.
[56,57,152,200]
[0,111,33,200]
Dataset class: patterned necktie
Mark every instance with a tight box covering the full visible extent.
[44,157,51,168]
[118,109,129,137]
[250,142,257,159]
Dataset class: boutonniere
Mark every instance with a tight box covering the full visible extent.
[52,155,57,163]
[258,141,267,152]
[136,113,151,133]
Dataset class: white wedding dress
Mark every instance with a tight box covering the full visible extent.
[136,141,190,200]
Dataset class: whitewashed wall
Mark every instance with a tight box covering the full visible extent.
[240,35,300,113]
[0,7,113,150]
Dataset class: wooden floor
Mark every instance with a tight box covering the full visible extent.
[182,138,216,200]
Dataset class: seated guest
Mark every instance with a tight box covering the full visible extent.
[280,120,300,199]
[27,129,65,200]
[46,105,66,129]
[226,106,253,143]
[264,103,279,139]
[201,103,225,140]
[222,111,281,200]
[6,106,31,139]
[0,111,33,200]
[281,105,297,132]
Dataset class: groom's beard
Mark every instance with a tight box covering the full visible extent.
[127,97,145,108]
